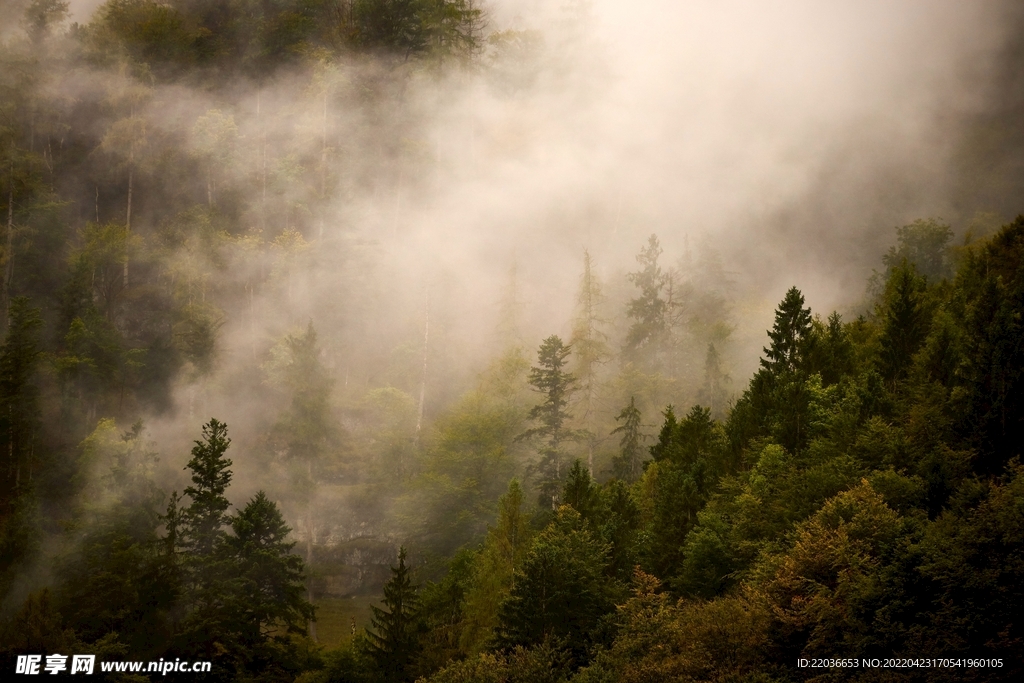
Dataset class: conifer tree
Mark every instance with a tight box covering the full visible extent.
[810,312,854,386]
[624,234,668,363]
[761,287,812,377]
[365,546,421,683]
[494,506,614,667]
[181,418,232,559]
[611,396,645,483]
[562,459,599,524]
[697,342,729,417]
[519,335,578,504]
[227,491,314,650]
[175,418,236,665]
[877,260,929,385]
[459,479,532,654]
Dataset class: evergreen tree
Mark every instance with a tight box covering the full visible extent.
[877,260,929,385]
[174,418,238,674]
[624,234,668,363]
[181,418,233,559]
[266,320,339,606]
[750,287,816,453]
[519,335,577,504]
[611,396,645,483]
[57,421,175,655]
[459,479,532,654]
[882,217,953,282]
[365,546,422,683]
[645,405,723,580]
[761,287,812,377]
[809,312,854,386]
[561,459,599,524]
[697,342,729,417]
[227,491,314,655]
[494,506,615,667]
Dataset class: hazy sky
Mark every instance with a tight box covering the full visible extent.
[58,0,1022,432]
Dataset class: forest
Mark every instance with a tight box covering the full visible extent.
[1,1,1024,681]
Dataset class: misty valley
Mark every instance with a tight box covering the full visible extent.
[2,1,1024,682]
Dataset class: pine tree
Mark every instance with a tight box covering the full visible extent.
[494,506,614,667]
[697,343,729,418]
[562,459,599,523]
[265,321,339,639]
[624,235,668,363]
[174,418,237,670]
[365,547,421,683]
[227,491,314,650]
[761,287,812,377]
[181,418,232,559]
[810,312,854,386]
[882,217,953,282]
[758,288,814,453]
[611,396,645,483]
[877,260,929,385]
[519,335,578,504]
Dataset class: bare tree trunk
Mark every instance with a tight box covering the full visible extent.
[415,289,430,445]
[4,156,14,318]
[319,87,327,241]
[248,281,257,360]
[124,162,132,288]
[258,90,267,232]
[306,459,318,642]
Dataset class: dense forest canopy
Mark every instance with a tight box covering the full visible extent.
[1,0,1024,681]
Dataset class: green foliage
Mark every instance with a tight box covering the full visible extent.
[623,235,667,364]
[877,260,930,385]
[0,297,43,504]
[520,335,578,503]
[403,390,519,556]
[181,418,232,559]
[761,286,812,377]
[424,641,571,683]
[610,397,644,483]
[494,506,617,667]
[882,217,954,282]
[561,460,600,525]
[57,420,174,654]
[459,479,532,655]
[228,492,314,642]
[364,546,421,683]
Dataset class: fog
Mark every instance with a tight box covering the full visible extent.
[106,0,1016,504]
[8,0,1019,594]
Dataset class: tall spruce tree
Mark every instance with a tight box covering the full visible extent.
[227,491,314,652]
[624,234,668,364]
[761,287,813,377]
[877,260,929,385]
[174,418,237,672]
[365,546,421,683]
[519,335,578,505]
[181,418,232,559]
[611,396,645,483]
